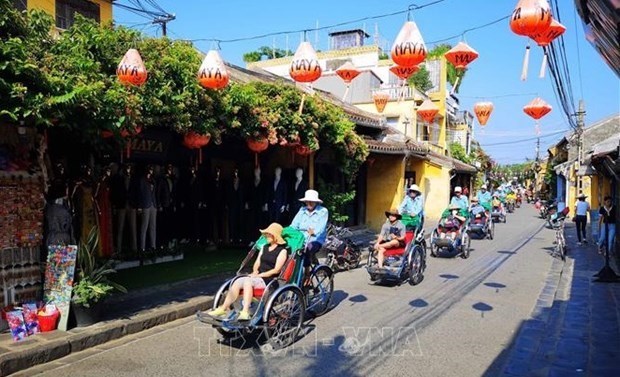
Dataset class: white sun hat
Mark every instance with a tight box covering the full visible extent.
[299,189,323,203]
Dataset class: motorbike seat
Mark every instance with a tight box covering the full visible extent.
[384,231,415,257]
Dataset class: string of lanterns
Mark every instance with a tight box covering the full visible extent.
[113,1,566,159]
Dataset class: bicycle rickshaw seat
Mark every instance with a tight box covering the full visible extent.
[384,230,415,257]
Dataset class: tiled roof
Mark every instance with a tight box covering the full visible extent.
[425,150,477,173]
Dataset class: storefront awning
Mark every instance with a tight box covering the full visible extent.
[577,163,597,176]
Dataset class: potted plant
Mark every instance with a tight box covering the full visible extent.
[71,227,126,327]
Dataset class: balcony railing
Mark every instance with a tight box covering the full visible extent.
[372,85,424,101]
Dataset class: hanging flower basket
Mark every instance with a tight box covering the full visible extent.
[247,138,269,153]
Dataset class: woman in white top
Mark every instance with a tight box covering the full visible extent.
[574,193,590,245]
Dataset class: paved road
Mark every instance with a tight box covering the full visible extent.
[18,206,558,377]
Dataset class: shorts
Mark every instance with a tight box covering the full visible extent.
[233,276,266,289]
[303,241,322,267]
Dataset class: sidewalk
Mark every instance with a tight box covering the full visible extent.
[0,223,437,376]
[495,222,620,376]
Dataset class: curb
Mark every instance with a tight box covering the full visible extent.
[0,296,214,377]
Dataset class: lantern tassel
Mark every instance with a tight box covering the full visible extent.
[539,50,548,79]
[126,142,131,159]
[450,75,461,96]
[254,153,258,168]
[199,148,202,164]
[342,85,350,102]
[535,123,541,136]
[521,45,530,81]
[298,93,306,115]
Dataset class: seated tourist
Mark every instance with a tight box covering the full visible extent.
[440,204,466,241]
[469,197,487,224]
[373,208,406,268]
[207,223,288,321]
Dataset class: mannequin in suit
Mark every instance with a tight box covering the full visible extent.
[111,163,138,253]
[156,164,177,248]
[268,166,288,224]
[289,167,308,216]
[207,167,225,244]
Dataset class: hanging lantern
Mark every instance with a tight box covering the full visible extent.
[391,21,427,68]
[117,48,148,86]
[473,102,494,126]
[373,92,390,113]
[523,97,552,120]
[531,18,566,47]
[509,0,552,37]
[295,144,313,156]
[289,42,322,83]
[531,18,566,78]
[197,50,229,89]
[389,65,419,80]
[510,0,553,80]
[444,42,479,70]
[417,99,439,123]
[335,62,361,84]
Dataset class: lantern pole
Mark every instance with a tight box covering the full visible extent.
[576,99,586,193]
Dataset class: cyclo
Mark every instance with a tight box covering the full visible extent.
[197,227,334,349]
[506,192,517,213]
[366,214,427,285]
[491,195,507,223]
[468,201,495,240]
[430,206,472,258]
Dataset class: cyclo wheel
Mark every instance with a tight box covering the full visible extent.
[307,266,334,316]
[408,245,425,286]
[489,221,495,240]
[264,285,305,350]
[461,234,471,259]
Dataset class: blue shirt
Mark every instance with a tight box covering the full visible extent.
[450,195,469,210]
[399,195,425,217]
[290,205,329,245]
[477,191,491,204]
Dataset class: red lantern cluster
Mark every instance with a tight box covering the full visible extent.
[295,144,313,156]
[117,49,148,86]
[289,42,322,83]
[444,42,479,70]
[197,50,230,89]
[473,102,494,126]
[391,21,427,68]
[523,97,552,120]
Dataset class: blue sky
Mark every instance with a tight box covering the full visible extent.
[114,0,620,164]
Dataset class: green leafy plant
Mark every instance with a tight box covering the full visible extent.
[72,227,126,308]
[317,178,356,225]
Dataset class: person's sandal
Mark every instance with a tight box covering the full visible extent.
[237,310,251,321]
[207,307,227,318]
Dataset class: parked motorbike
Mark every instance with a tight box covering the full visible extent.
[323,224,362,272]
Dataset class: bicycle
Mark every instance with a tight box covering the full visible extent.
[552,219,567,261]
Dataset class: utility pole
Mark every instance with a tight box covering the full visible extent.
[153,14,176,36]
[576,99,586,193]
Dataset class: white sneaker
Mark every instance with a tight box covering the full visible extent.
[577,242,582,246]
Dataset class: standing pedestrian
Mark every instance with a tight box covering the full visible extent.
[574,193,590,245]
[598,196,616,254]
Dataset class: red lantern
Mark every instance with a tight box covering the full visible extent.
[289,42,322,83]
[444,42,479,70]
[247,138,269,153]
[523,97,552,120]
[295,144,313,156]
[510,0,553,80]
[389,65,419,80]
[197,50,229,89]
[373,92,390,113]
[531,18,566,47]
[335,62,360,84]
[509,0,552,37]
[417,99,439,123]
[391,21,427,68]
[473,102,494,126]
[117,48,148,86]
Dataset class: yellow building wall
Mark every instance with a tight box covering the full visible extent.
[357,100,418,138]
[428,57,448,152]
[27,0,114,24]
[589,174,613,209]
[365,154,405,232]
